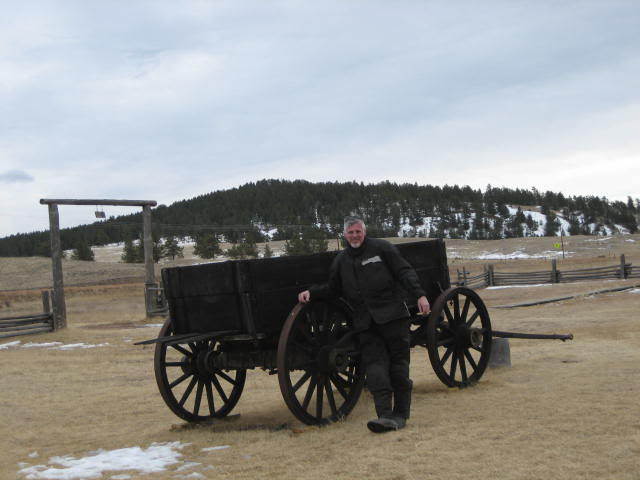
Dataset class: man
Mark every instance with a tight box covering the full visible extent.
[298,216,430,433]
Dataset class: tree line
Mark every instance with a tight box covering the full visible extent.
[1,180,638,258]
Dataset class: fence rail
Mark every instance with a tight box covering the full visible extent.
[0,291,54,339]
[456,254,634,289]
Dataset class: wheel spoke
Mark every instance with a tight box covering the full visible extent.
[193,380,204,416]
[178,376,198,406]
[215,370,237,386]
[466,310,480,327]
[170,372,192,389]
[212,374,229,403]
[471,345,485,353]
[463,349,478,372]
[325,377,338,416]
[170,344,191,356]
[459,350,468,382]
[163,361,187,367]
[443,304,455,325]
[453,294,460,322]
[301,375,318,410]
[449,352,458,379]
[315,375,324,419]
[437,336,454,347]
[440,347,453,366]
[460,296,471,323]
[205,381,215,415]
[292,371,312,392]
[329,373,349,399]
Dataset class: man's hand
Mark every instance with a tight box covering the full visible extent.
[298,290,311,303]
[417,296,430,315]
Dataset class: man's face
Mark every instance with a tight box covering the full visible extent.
[344,222,366,248]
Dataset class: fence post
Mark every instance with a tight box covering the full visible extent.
[41,290,51,315]
[487,264,495,286]
[463,267,468,286]
[620,254,627,279]
[47,203,67,330]
[457,269,462,285]
[551,259,558,283]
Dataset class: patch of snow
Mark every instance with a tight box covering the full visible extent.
[53,343,109,351]
[29,452,39,458]
[176,473,205,479]
[586,236,612,242]
[176,462,201,471]
[110,475,131,480]
[625,238,636,243]
[201,446,230,452]
[486,284,552,290]
[0,340,21,350]
[629,289,640,294]
[22,342,63,348]
[143,323,165,328]
[18,442,187,479]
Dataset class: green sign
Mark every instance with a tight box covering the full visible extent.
[553,243,562,249]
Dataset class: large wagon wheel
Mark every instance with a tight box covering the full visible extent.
[154,318,246,422]
[277,299,365,425]
[427,287,492,388]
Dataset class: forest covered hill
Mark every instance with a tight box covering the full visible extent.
[1,179,638,257]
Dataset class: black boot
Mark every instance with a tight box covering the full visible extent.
[391,386,411,430]
[367,391,399,433]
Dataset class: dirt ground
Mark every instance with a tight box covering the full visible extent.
[1,271,639,479]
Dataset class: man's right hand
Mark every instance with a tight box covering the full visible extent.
[298,290,311,303]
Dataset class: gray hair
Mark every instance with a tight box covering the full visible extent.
[343,216,366,232]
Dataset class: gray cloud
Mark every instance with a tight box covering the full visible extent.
[0,170,34,183]
[1,1,639,236]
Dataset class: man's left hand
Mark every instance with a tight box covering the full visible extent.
[417,296,430,315]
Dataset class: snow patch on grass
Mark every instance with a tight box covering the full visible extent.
[486,284,552,290]
[18,442,187,479]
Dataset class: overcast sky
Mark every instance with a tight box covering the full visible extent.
[1,1,639,237]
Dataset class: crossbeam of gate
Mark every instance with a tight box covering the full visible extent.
[40,198,158,330]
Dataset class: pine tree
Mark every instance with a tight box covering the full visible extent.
[71,239,94,261]
[544,212,561,236]
[263,243,274,258]
[193,233,222,259]
[121,239,139,263]
[162,236,184,260]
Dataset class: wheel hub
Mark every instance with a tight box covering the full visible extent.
[317,345,346,373]
[453,323,484,349]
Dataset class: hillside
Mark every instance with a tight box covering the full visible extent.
[1,180,638,257]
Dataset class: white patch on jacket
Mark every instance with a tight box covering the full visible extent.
[361,255,382,266]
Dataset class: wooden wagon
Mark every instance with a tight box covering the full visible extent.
[138,239,495,425]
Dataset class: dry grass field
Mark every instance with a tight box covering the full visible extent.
[1,235,639,480]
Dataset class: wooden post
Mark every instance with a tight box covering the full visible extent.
[41,290,51,314]
[551,259,558,283]
[620,254,627,279]
[47,204,67,330]
[142,205,157,316]
[463,267,468,286]
[487,264,495,286]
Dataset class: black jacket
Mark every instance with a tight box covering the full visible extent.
[310,237,426,329]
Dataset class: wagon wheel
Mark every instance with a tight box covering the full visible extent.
[277,299,365,425]
[427,287,492,388]
[154,318,246,422]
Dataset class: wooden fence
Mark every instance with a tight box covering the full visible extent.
[456,254,635,289]
[0,291,54,339]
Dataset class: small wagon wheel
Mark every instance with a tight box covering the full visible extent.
[427,287,492,388]
[277,299,365,425]
[154,318,246,422]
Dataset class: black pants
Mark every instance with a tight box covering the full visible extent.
[358,317,412,416]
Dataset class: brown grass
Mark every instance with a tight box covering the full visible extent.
[1,253,639,479]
